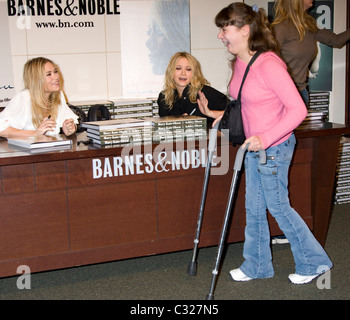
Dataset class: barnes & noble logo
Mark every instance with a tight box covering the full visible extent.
[92,132,230,179]
[7,0,121,16]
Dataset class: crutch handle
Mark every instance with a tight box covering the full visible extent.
[258,148,267,165]
[208,122,219,153]
[234,143,266,171]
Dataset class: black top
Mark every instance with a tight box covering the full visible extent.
[157,85,228,123]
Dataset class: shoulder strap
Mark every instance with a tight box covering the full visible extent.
[237,51,263,100]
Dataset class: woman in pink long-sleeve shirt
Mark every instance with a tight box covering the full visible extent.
[198,2,332,285]
[231,51,307,149]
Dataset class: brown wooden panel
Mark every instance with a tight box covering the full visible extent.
[68,180,158,250]
[1,164,35,194]
[157,173,206,238]
[289,162,312,220]
[34,161,67,191]
[311,135,341,246]
[0,190,69,260]
[156,147,244,240]
[293,137,313,163]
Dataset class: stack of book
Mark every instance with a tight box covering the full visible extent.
[309,91,330,119]
[69,98,160,121]
[111,99,154,120]
[299,91,330,128]
[143,115,207,143]
[69,100,114,118]
[334,136,350,205]
[82,115,208,146]
[151,99,159,117]
[82,118,153,146]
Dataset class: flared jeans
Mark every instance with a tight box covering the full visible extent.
[240,134,333,279]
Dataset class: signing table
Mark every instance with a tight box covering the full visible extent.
[0,122,348,278]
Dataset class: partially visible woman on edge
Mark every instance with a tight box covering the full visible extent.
[272,0,350,105]
[0,57,78,139]
[197,2,332,285]
[157,52,228,124]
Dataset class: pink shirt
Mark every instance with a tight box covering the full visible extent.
[229,51,307,149]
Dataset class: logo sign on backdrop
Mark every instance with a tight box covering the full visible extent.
[6,0,190,99]
[7,0,121,16]
[1,2,15,108]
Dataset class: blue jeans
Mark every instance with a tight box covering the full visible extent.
[300,88,309,106]
[240,134,332,278]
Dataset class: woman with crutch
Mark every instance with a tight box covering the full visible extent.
[198,2,332,285]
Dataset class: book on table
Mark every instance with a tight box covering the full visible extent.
[82,118,154,131]
[141,115,207,142]
[7,135,72,149]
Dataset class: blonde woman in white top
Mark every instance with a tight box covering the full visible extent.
[0,57,78,138]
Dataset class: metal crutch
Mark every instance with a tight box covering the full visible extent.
[187,122,220,276]
[206,143,266,300]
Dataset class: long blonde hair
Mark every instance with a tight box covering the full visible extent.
[23,57,62,128]
[161,52,209,109]
[272,0,318,41]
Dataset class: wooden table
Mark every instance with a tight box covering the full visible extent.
[0,122,348,278]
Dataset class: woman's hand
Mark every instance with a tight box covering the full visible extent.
[62,118,77,136]
[36,116,56,135]
[242,135,264,152]
[197,90,224,123]
[197,90,211,117]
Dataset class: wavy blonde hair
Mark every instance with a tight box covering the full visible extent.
[161,52,209,109]
[23,57,62,128]
[271,0,318,41]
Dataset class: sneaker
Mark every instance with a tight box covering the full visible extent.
[271,235,289,245]
[288,273,319,284]
[229,268,252,282]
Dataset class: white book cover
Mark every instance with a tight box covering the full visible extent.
[8,135,72,149]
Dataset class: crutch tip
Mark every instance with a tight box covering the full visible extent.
[187,261,197,276]
[205,294,214,300]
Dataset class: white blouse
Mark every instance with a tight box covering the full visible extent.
[0,90,79,136]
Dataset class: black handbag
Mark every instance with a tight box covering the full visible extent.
[219,51,262,146]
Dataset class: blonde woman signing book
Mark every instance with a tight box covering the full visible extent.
[157,52,228,124]
[0,57,78,139]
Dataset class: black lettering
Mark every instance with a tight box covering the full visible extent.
[79,0,87,15]
[106,0,112,14]
[37,0,45,16]
[27,0,36,15]
[88,0,96,15]
[47,0,54,15]
[7,0,121,16]
[114,0,120,14]
[55,0,63,15]
[7,0,16,16]
[17,0,24,16]
[97,0,105,14]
